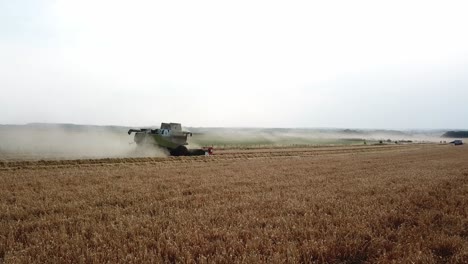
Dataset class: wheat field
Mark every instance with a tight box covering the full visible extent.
[1,144,467,263]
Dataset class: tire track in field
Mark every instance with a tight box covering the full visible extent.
[215,145,415,155]
[0,144,438,171]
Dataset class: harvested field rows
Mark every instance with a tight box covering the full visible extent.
[1,144,468,263]
[1,144,428,171]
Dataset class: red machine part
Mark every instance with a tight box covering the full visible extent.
[203,147,214,155]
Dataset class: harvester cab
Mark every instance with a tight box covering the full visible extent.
[128,122,212,156]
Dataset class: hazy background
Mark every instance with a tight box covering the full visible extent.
[0,123,451,160]
[1,0,468,129]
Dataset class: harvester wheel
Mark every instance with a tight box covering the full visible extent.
[170,145,189,156]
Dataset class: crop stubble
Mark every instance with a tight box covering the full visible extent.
[1,144,467,263]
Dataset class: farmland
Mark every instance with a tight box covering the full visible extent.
[1,144,468,263]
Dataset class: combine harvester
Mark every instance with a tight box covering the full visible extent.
[450,140,463,146]
[128,122,213,156]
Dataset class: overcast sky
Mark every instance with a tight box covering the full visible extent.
[1,0,467,129]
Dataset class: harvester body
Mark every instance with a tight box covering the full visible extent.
[128,123,212,156]
[450,140,463,146]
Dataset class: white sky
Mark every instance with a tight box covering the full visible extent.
[1,0,467,129]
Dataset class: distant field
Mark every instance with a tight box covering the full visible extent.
[1,144,467,263]
[190,134,369,148]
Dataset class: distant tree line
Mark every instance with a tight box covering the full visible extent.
[442,131,468,138]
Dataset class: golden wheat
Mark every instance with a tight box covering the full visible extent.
[1,144,467,263]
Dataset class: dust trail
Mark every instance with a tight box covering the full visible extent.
[187,127,446,147]
[0,124,451,160]
[0,124,166,160]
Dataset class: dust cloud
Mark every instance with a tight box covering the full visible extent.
[0,124,449,160]
[0,124,167,160]
[188,127,446,147]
